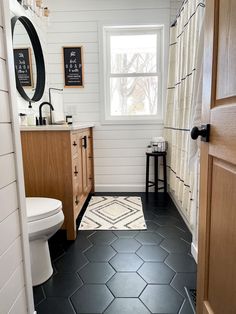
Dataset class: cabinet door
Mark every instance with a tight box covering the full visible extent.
[77,129,94,196]
[87,130,94,192]
[77,130,89,196]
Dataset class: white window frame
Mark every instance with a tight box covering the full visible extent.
[100,25,164,124]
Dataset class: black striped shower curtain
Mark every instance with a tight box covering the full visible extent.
[164,0,205,228]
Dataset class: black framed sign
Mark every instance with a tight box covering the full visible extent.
[13,47,33,87]
[63,46,84,88]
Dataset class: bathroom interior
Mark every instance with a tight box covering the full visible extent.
[1,0,236,313]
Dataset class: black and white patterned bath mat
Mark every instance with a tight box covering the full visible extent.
[78,196,147,230]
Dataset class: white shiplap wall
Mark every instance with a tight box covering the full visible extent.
[47,0,176,192]
[0,1,34,313]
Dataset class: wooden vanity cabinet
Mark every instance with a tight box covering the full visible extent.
[21,127,94,240]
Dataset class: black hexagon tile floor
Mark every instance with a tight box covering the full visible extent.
[34,193,196,314]
[140,285,184,313]
[136,245,168,262]
[138,262,175,284]
[89,230,117,245]
[84,245,116,262]
[111,238,141,252]
[135,231,163,245]
[109,253,143,271]
[71,284,114,313]
[107,272,146,297]
[104,298,151,314]
[78,262,115,283]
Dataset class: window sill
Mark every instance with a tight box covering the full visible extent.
[100,117,164,125]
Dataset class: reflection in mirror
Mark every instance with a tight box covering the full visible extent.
[12,20,36,100]
[11,16,45,103]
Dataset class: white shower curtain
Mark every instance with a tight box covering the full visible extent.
[164,0,205,226]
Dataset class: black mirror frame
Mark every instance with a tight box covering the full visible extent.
[11,15,45,102]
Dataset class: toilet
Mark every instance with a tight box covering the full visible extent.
[26,197,64,286]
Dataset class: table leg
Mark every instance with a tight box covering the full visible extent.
[146,155,149,193]
[154,156,158,193]
[163,155,167,193]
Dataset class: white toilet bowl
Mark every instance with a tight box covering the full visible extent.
[26,197,64,286]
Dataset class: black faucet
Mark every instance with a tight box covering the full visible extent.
[39,102,54,125]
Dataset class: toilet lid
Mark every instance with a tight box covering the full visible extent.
[26,197,62,222]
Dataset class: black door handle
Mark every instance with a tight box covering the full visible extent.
[82,136,87,149]
[191,124,210,142]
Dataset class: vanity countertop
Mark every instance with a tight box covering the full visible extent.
[20,123,95,132]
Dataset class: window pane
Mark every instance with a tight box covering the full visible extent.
[110,34,157,74]
[110,76,158,116]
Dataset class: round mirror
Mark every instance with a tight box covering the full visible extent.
[11,16,45,102]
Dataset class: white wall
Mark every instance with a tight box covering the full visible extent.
[46,0,180,192]
[0,0,34,313]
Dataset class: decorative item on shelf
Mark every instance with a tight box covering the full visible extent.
[17,0,50,19]
[36,0,42,7]
[39,7,44,17]
[151,137,167,152]
[22,0,33,9]
[35,6,41,16]
[43,7,50,17]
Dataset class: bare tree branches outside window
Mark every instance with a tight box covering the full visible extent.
[109,34,159,116]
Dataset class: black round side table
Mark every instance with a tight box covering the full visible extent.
[145,151,167,193]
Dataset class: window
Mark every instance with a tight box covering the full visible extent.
[102,25,163,123]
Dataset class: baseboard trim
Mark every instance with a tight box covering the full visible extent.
[191,242,198,263]
[168,190,192,232]
[95,184,145,192]
[168,190,198,263]
[95,184,166,193]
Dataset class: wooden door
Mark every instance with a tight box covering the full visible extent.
[197,0,236,313]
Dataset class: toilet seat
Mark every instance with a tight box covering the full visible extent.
[26,197,62,222]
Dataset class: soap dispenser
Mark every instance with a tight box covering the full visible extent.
[27,102,36,126]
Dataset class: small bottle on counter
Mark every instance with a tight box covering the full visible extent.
[19,113,28,126]
[27,102,36,126]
